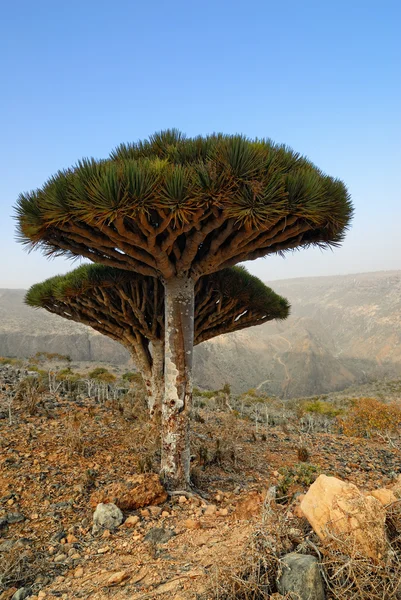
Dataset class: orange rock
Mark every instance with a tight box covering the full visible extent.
[107,570,129,585]
[124,515,140,528]
[368,488,397,506]
[90,473,167,510]
[0,587,18,600]
[232,491,264,520]
[66,533,78,544]
[390,474,401,496]
[300,475,386,560]
[184,518,201,530]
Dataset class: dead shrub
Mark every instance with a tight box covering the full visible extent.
[0,544,50,593]
[64,412,86,456]
[210,498,309,599]
[15,376,43,415]
[321,534,401,600]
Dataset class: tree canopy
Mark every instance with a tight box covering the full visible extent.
[16,129,352,280]
[25,263,290,350]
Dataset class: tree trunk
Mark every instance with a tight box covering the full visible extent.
[161,276,195,490]
[149,340,164,420]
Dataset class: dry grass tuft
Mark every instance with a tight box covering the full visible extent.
[0,544,52,593]
[210,496,309,599]
[321,536,401,599]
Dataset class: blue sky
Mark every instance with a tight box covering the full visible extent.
[1,0,400,287]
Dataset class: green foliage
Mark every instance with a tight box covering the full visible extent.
[88,367,116,383]
[26,262,290,324]
[276,463,320,502]
[300,399,343,418]
[16,131,352,260]
[122,371,142,384]
[56,367,81,382]
[0,357,23,367]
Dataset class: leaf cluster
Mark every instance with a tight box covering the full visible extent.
[16,130,353,260]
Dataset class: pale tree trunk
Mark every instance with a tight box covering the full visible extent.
[130,341,164,419]
[161,276,195,490]
[130,347,153,416]
[149,340,164,420]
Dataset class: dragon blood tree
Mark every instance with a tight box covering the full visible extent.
[15,130,352,488]
[25,264,290,418]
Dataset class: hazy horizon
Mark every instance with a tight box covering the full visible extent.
[1,0,400,288]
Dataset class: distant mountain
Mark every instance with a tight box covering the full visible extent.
[1,270,400,397]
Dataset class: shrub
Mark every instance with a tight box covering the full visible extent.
[339,397,401,438]
[88,367,116,383]
[276,463,320,502]
[299,399,342,418]
[122,371,142,384]
[0,357,23,367]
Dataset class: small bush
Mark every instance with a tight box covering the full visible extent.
[88,367,116,383]
[122,371,142,384]
[276,463,320,502]
[299,399,342,418]
[297,447,309,462]
[0,357,23,367]
[339,397,401,438]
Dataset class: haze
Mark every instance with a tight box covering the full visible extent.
[1,0,400,289]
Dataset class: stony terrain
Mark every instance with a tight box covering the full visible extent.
[1,270,401,397]
[1,363,401,599]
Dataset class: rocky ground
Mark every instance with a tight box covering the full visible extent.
[1,364,401,600]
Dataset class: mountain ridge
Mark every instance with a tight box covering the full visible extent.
[1,270,400,397]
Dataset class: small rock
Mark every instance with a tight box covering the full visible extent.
[218,508,228,516]
[7,513,25,524]
[124,515,140,528]
[11,588,31,600]
[144,527,175,544]
[98,546,110,554]
[54,553,67,563]
[74,567,84,578]
[184,519,201,530]
[92,503,123,533]
[107,571,129,586]
[204,504,217,516]
[277,553,325,600]
[149,506,162,517]
[1,589,18,600]
[161,511,170,518]
[178,496,187,504]
[66,533,78,543]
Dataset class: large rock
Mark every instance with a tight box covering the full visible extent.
[368,488,397,506]
[277,553,325,600]
[92,503,123,533]
[90,474,167,511]
[300,475,386,560]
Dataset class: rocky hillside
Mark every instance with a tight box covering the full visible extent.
[1,270,401,397]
